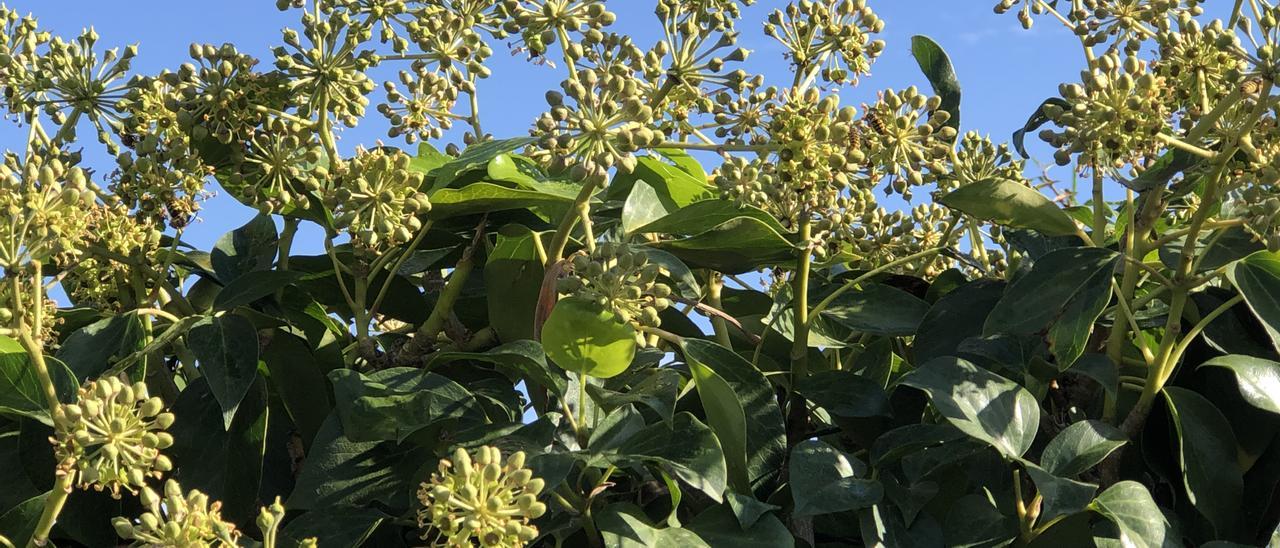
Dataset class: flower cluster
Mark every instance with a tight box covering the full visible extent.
[0,149,96,269]
[380,62,461,143]
[0,276,61,342]
[0,6,47,119]
[533,68,664,176]
[417,446,546,547]
[63,204,162,309]
[1040,52,1168,167]
[325,147,431,252]
[858,86,955,195]
[31,28,137,152]
[53,378,175,498]
[559,244,673,340]
[938,132,1027,192]
[1154,16,1244,113]
[112,480,240,547]
[227,118,328,214]
[497,0,617,56]
[649,0,755,130]
[994,0,1203,39]
[764,0,886,86]
[274,8,379,126]
[165,42,278,145]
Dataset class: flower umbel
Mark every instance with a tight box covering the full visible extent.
[417,446,547,547]
[53,377,175,498]
[112,479,240,547]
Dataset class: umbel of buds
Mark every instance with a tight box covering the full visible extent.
[53,378,175,498]
[325,147,431,252]
[417,446,547,547]
[559,244,673,343]
[0,149,97,269]
[112,480,240,547]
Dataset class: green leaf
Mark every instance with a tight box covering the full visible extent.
[818,283,930,337]
[623,181,671,235]
[427,181,575,219]
[55,314,144,379]
[655,148,708,181]
[796,370,891,418]
[280,506,385,548]
[288,414,430,511]
[541,297,638,379]
[652,216,797,274]
[606,413,728,503]
[1012,98,1069,159]
[1162,386,1242,535]
[688,505,793,548]
[636,199,788,236]
[261,331,332,446]
[213,270,303,311]
[167,376,268,526]
[408,142,450,175]
[428,340,567,397]
[0,335,78,426]
[1040,419,1126,477]
[1123,147,1200,192]
[597,505,712,548]
[681,339,787,496]
[789,440,883,516]
[939,179,1079,237]
[984,247,1119,369]
[0,492,48,545]
[911,35,961,137]
[609,155,714,210]
[1089,481,1177,548]
[1023,463,1097,522]
[484,224,545,342]
[329,367,480,443]
[942,492,1017,548]
[915,279,1006,365]
[211,214,278,282]
[187,314,261,428]
[1228,250,1280,354]
[1199,354,1280,414]
[588,367,681,422]
[430,136,536,189]
[899,357,1040,459]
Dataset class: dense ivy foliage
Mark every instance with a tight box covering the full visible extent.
[2,0,1280,546]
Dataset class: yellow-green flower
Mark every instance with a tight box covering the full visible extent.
[112,480,240,547]
[418,446,547,547]
[54,377,175,498]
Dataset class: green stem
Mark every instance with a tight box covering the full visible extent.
[706,272,732,348]
[546,179,598,265]
[408,254,475,354]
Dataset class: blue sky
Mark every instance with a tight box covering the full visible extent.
[0,1,1091,253]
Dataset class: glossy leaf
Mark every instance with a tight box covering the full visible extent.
[899,357,1039,459]
[329,367,480,442]
[1162,386,1242,535]
[1229,250,1280,354]
[796,370,891,418]
[622,180,672,235]
[187,314,261,427]
[427,181,575,219]
[213,270,303,310]
[210,214,278,283]
[789,440,883,516]
[430,136,536,189]
[55,314,144,379]
[911,35,961,136]
[606,413,728,502]
[428,340,566,396]
[1024,463,1097,522]
[1089,481,1177,548]
[1040,419,1127,477]
[818,283,930,337]
[1199,354,1280,414]
[939,179,1079,237]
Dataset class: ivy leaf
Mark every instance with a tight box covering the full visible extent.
[1122,147,1200,192]
[0,336,78,426]
[688,505,793,548]
[911,35,961,137]
[789,440,883,516]
[984,247,1119,369]
[541,297,638,379]
[1089,481,1177,548]
[914,279,1006,365]
[210,214,278,283]
[280,506,385,548]
[430,136,536,189]
[604,413,728,503]
[1040,419,1127,477]
[622,181,671,236]
[817,283,930,337]
[213,270,303,311]
[597,504,712,548]
[939,179,1079,237]
[607,154,714,210]
[427,182,575,220]
[484,224,546,342]
[261,331,333,446]
[795,370,891,418]
[328,367,480,443]
[681,339,787,497]
[652,216,798,274]
[899,357,1039,459]
[55,314,144,379]
[1011,98,1069,158]
[187,314,261,428]
[1162,386,1243,536]
[0,492,48,545]
[1023,463,1097,522]
[1228,250,1280,354]
[1199,355,1280,414]
[428,340,566,397]
[288,414,431,512]
[587,367,681,422]
[942,492,1017,547]
[635,199,788,236]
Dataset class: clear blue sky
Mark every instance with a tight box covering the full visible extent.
[1,1,1093,253]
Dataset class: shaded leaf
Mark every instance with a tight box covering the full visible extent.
[688,505,793,548]
[588,367,681,422]
[168,377,268,526]
[1162,386,1242,535]
[1041,419,1127,477]
[796,370,891,418]
[213,270,303,310]
[1228,250,1280,354]
[1089,481,1177,548]
[899,357,1039,459]
[790,440,883,516]
[1012,98,1069,159]
[55,314,144,379]
[288,414,430,511]
[211,214,278,282]
[911,35,961,137]
[187,314,261,427]
[0,336,77,426]
[428,340,566,397]
[280,506,385,548]
[939,179,1079,237]
[606,413,728,502]
[1024,463,1097,522]
[819,283,930,337]
[329,367,480,443]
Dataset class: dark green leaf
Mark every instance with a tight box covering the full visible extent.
[899,357,1040,459]
[796,370,891,418]
[484,224,545,342]
[187,314,261,427]
[55,314,144,379]
[681,339,787,496]
[819,283,930,337]
[280,506,385,548]
[939,179,1079,237]
[606,413,728,502]
[985,247,1119,369]
[168,376,268,526]
[261,331,332,445]
[211,214,278,282]
[1123,148,1200,192]
[213,270,303,310]
[329,367,480,443]
[1024,463,1097,522]
[636,199,787,236]
[1199,354,1280,414]
[652,215,797,273]
[911,35,961,137]
[688,505,793,548]
[1089,481,1177,548]
[1041,419,1127,477]
[789,440,883,516]
[1162,386,1242,535]
[428,340,566,397]
[0,492,48,545]
[1012,98,1069,158]
[588,367,681,422]
[597,504,712,548]
[914,279,1006,365]
[942,493,1017,548]
[288,414,430,511]
[1228,250,1280,354]
[0,335,78,426]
